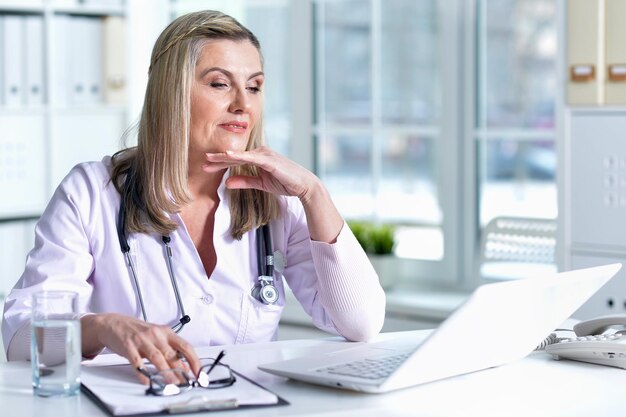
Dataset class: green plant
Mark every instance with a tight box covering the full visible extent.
[370,224,395,254]
[347,221,396,255]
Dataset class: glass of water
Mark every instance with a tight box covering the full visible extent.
[31,291,81,397]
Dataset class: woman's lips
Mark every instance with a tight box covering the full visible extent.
[219,122,248,133]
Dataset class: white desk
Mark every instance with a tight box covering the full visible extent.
[0,330,622,417]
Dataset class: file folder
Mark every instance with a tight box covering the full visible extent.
[70,16,89,104]
[567,0,603,105]
[24,15,45,106]
[52,14,71,106]
[103,16,127,104]
[2,15,25,107]
[604,0,626,105]
[86,16,103,103]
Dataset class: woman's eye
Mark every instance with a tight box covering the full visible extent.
[210,82,228,88]
[247,86,261,93]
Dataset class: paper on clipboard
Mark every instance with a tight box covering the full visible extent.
[80,360,281,416]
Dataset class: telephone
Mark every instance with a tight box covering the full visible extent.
[545,315,626,369]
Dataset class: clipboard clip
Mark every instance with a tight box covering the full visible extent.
[164,395,239,414]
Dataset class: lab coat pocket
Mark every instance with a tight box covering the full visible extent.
[236,293,284,344]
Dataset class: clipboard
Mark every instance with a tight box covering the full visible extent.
[80,364,289,416]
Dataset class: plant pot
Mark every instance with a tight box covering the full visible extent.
[368,254,397,290]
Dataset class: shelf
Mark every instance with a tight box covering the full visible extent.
[0,2,44,13]
[52,5,125,17]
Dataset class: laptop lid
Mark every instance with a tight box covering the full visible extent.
[382,262,621,391]
[260,263,621,393]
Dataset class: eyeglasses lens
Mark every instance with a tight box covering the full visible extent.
[197,363,235,388]
[149,369,192,396]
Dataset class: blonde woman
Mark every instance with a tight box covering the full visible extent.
[1,10,385,381]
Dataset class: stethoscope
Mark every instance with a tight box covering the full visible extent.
[116,173,279,334]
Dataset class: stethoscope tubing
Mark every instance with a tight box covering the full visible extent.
[116,170,279,333]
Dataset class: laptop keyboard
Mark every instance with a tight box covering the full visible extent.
[316,352,411,380]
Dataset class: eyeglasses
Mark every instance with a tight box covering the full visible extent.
[137,350,236,396]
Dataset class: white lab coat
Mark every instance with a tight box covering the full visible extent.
[2,158,385,358]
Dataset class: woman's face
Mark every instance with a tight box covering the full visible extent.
[189,39,264,157]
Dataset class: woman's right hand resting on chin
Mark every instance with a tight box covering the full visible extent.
[80,313,201,384]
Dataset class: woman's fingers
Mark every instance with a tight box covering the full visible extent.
[225,175,263,190]
[204,148,275,172]
[204,148,314,198]
[95,314,201,384]
[128,346,150,385]
[170,336,202,376]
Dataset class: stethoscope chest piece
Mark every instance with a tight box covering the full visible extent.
[251,275,279,304]
[252,224,279,305]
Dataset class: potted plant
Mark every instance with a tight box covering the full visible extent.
[348,221,397,289]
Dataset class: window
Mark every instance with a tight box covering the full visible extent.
[476,0,558,226]
[312,0,558,284]
[312,0,464,283]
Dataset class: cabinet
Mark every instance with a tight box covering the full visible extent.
[0,0,129,299]
[562,109,626,319]
[562,0,626,318]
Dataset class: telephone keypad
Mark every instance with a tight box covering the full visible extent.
[563,334,624,343]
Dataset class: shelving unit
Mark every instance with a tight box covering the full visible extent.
[0,0,130,300]
[560,0,626,319]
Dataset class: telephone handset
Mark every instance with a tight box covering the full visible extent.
[573,315,626,336]
[545,315,626,369]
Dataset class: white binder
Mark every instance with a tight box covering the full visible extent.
[69,16,89,104]
[24,15,45,106]
[52,14,71,106]
[103,16,127,104]
[605,0,626,105]
[86,16,103,103]
[2,15,25,107]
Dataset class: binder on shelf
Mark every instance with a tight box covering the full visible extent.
[2,15,25,107]
[103,15,127,104]
[604,0,626,105]
[52,13,71,106]
[69,16,89,104]
[86,16,103,103]
[566,0,602,105]
[24,15,45,106]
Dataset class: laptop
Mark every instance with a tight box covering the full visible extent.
[259,263,621,393]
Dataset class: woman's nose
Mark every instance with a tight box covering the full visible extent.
[229,87,251,113]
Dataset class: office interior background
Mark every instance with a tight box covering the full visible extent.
[1,0,625,355]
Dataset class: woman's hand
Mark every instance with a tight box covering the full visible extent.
[203,146,318,200]
[81,313,201,384]
[203,147,344,243]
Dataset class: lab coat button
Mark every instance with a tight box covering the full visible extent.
[202,294,214,305]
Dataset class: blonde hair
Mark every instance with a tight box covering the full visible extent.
[111,10,279,239]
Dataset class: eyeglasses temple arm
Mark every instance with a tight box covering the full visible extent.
[203,350,226,376]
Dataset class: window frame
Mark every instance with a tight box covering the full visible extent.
[291,0,560,289]
[291,0,469,287]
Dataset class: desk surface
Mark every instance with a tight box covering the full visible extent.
[1,330,623,417]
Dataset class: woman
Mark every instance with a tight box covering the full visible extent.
[1,10,385,379]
